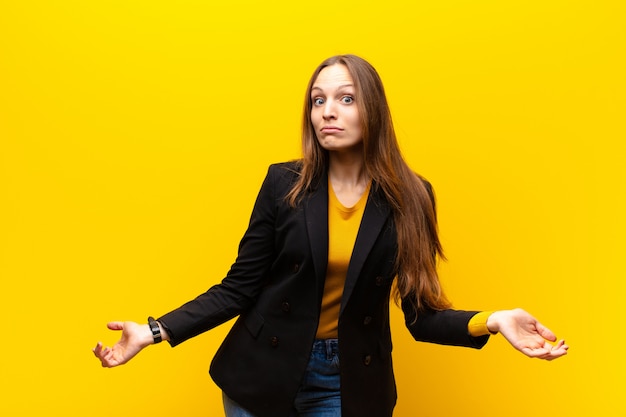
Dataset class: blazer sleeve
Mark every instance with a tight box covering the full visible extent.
[158,164,281,346]
[402,299,490,348]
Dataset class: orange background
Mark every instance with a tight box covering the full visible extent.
[1,1,624,416]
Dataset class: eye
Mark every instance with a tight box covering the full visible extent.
[313,97,325,106]
[341,95,354,104]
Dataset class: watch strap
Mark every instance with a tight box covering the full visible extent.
[148,316,162,344]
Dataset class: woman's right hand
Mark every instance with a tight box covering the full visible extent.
[93,321,154,367]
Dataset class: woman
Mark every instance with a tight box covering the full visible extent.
[93,55,568,417]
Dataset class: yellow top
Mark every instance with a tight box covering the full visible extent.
[468,310,495,336]
[316,180,370,339]
[315,178,495,339]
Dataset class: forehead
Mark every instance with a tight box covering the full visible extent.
[312,64,354,90]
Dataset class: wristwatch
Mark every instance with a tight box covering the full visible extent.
[148,316,162,344]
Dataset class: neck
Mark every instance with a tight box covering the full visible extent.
[327,150,368,190]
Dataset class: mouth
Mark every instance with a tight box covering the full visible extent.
[320,126,343,133]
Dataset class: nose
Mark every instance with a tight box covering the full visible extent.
[322,101,336,120]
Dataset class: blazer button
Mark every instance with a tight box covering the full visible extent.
[375,276,384,286]
[363,355,372,366]
[281,301,291,312]
[270,336,279,347]
[363,316,372,325]
[292,263,300,273]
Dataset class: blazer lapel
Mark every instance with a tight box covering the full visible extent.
[340,184,391,316]
[304,172,329,298]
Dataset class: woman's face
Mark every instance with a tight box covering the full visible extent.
[310,64,363,154]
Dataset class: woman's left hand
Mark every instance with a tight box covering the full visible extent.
[487,308,569,360]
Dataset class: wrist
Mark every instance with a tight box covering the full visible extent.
[139,324,157,347]
[486,310,504,334]
[157,321,169,342]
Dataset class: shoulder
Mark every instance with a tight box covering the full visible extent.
[267,160,303,182]
[261,160,303,195]
[268,160,303,174]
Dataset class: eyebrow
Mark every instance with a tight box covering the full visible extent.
[311,84,354,93]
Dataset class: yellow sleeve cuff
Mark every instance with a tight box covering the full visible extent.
[468,311,496,337]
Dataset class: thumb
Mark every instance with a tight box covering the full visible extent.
[106,321,125,331]
[535,321,557,342]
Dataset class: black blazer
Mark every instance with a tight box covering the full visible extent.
[159,162,489,417]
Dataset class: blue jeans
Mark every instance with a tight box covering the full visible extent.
[223,339,341,417]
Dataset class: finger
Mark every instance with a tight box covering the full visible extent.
[551,341,569,355]
[93,344,109,359]
[101,357,115,368]
[99,347,112,361]
[534,321,557,342]
[521,348,549,358]
[520,344,548,357]
[521,339,555,358]
[94,346,111,364]
[545,348,568,360]
[101,349,115,366]
[527,340,569,360]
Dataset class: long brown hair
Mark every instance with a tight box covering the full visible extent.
[286,54,450,311]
